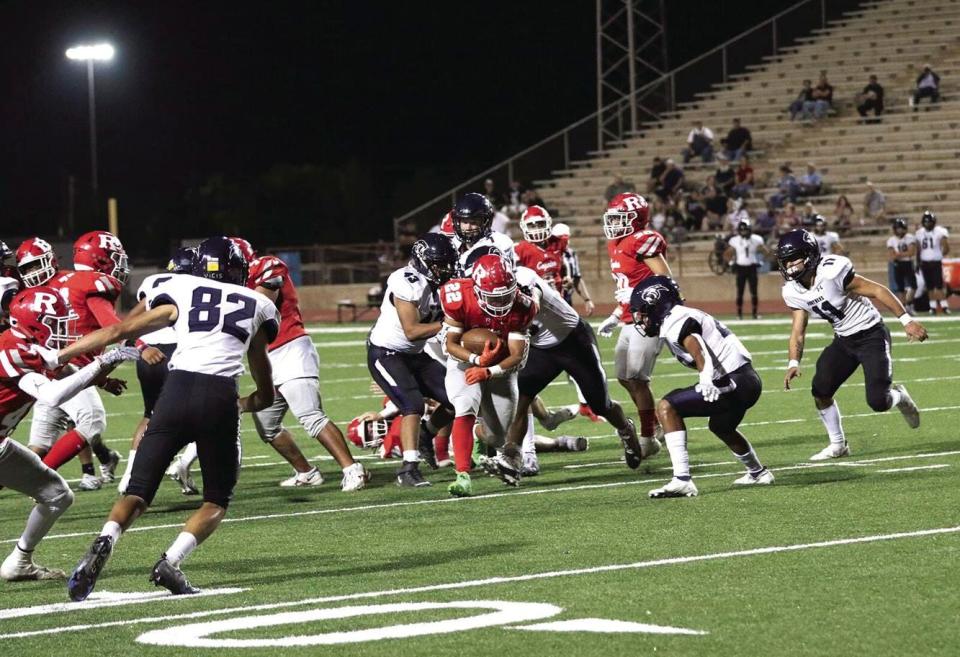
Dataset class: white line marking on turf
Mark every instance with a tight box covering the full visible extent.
[2,526,957,640]
[0,588,246,621]
[510,618,708,635]
[877,464,950,474]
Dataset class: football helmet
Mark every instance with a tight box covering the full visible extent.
[73,231,129,285]
[346,417,389,449]
[438,212,456,238]
[602,192,650,239]
[8,286,80,349]
[520,205,553,243]
[892,217,909,237]
[193,236,248,285]
[629,275,683,337]
[551,222,571,252]
[230,237,256,264]
[472,253,517,317]
[16,237,59,288]
[776,229,820,281]
[462,245,504,276]
[921,210,937,230]
[736,220,752,237]
[167,247,198,274]
[411,233,458,287]
[812,215,827,234]
[452,193,494,245]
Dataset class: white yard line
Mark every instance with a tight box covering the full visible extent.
[0,588,246,621]
[1,524,958,640]
[877,464,950,474]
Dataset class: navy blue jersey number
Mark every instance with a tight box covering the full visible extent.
[811,300,845,324]
[187,287,256,341]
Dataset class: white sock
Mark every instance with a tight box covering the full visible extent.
[180,442,199,468]
[817,402,846,447]
[165,531,197,567]
[734,443,764,474]
[573,380,587,405]
[121,450,137,477]
[940,299,950,309]
[522,412,536,456]
[402,449,419,463]
[663,430,690,480]
[100,520,123,544]
[887,388,902,409]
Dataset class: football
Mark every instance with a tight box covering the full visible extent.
[461,327,501,356]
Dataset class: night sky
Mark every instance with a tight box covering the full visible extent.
[1,0,810,258]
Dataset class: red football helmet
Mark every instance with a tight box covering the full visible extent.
[230,237,257,264]
[602,192,650,239]
[550,222,571,252]
[7,286,79,349]
[520,205,553,243]
[439,212,455,238]
[16,237,59,288]
[73,231,129,284]
[346,417,389,449]
[471,253,517,317]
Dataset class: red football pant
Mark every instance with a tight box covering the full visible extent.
[42,429,87,470]
[452,416,476,473]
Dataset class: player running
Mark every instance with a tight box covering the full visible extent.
[778,229,926,461]
[65,236,279,600]
[916,210,951,314]
[630,277,773,498]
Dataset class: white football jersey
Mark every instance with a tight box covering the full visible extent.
[814,230,840,256]
[781,255,881,337]
[457,232,516,274]
[368,266,442,353]
[660,305,751,380]
[727,234,764,266]
[136,273,178,345]
[515,266,578,348]
[916,225,949,261]
[886,234,916,261]
[145,274,279,378]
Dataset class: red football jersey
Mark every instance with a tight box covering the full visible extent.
[515,238,564,290]
[0,330,47,437]
[607,230,667,321]
[247,255,307,351]
[50,269,123,365]
[440,278,537,337]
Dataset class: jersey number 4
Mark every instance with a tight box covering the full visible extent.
[187,286,256,341]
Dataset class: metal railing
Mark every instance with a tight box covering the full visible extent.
[393,0,866,237]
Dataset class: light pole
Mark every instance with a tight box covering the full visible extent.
[65,43,114,195]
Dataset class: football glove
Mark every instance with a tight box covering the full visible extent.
[97,345,141,367]
[465,367,492,385]
[476,339,503,367]
[598,314,619,338]
[695,371,721,403]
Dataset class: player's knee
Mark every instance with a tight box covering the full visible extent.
[203,490,233,509]
[866,389,892,413]
[453,397,478,417]
[74,408,107,441]
[656,398,675,423]
[298,409,330,437]
[38,480,74,514]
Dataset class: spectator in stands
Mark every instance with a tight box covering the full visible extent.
[703,176,728,231]
[769,164,798,208]
[779,202,801,232]
[483,178,499,207]
[684,188,706,231]
[647,157,666,193]
[801,202,819,227]
[721,118,752,161]
[522,188,546,209]
[754,201,778,237]
[681,120,715,164]
[650,199,667,232]
[732,154,755,198]
[505,180,526,214]
[913,63,940,109]
[605,173,636,202]
[714,157,736,197]
[803,73,834,120]
[797,162,823,197]
[864,181,887,224]
[725,197,750,234]
[834,194,855,234]
[789,79,814,120]
[857,74,884,120]
[656,158,685,205]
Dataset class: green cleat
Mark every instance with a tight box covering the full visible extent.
[448,472,473,497]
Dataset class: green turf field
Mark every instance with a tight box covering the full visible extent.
[1,316,958,657]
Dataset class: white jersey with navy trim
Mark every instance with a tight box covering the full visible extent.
[916,225,949,261]
[781,255,882,337]
[886,234,916,261]
[144,274,279,378]
[515,266,579,348]
[727,234,764,266]
[369,265,442,353]
[136,273,178,345]
[813,230,840,256]
[660,305,751,379]
[457,232,516,273]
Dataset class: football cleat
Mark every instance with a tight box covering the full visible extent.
[809,443,851,461]
[520,452,540,477]
[649,478,699,499]
[78,473,102,491]
[617,419,643,469]
[150,555,200,595]
[893,384,920,429]
[418,423,438,469]
[98,450,121,483]
[448,471,473,497]
[170,461,199,495]
[733,469,775,485]
[490,453,522,487]
[539,407,576,431]
[280,467,324,488]
[1,547,66,581]
[640,435,662,459]
[396,461,431,487]
[556,435,589,452]
[340,463,370,492]
[67,535,113,601]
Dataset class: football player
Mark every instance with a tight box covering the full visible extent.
[915,211,951,314]
[65,236,279,600]
[514,206,564,290]
[779,229,926,461]
[16,232,140,490]
[0,241,20,327]
[237,238,369,491]
[441,253,537,496]
[449,193,516,272]
[597,192,668,457]
[887,217,918,313]
[630,277,773,498]
[812,215,845,256]
[0,287,137,580]
[367,233,457,486]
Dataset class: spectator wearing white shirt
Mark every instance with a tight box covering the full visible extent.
[681,120,715,164]
[724,220,770,319]
[916,210,951,314]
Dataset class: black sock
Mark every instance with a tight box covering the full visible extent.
[81,463,96,476]
[92,442,113,464]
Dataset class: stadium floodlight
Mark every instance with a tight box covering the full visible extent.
[65,43,115,195]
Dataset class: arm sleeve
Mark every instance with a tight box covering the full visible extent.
[18,359,106,406]
[86,295,122,328]
[676,317,703,345]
